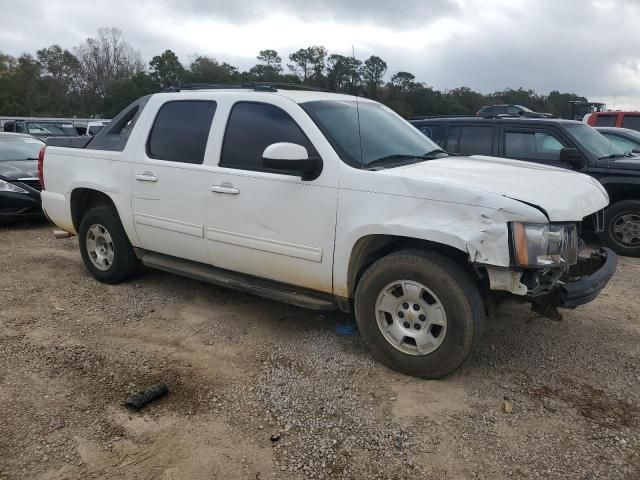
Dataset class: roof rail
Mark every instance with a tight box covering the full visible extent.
[409,115,476,120]
[162,82,328,93]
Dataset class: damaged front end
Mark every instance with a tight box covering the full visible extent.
[481,220,618,319]
[485,247,617,320]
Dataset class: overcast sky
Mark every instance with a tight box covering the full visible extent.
[1,0,639,109]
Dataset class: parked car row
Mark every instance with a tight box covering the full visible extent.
[3,119,110,140]
[37,85,616,378]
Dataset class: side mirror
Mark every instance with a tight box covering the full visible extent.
[559,147,584,166]
[262,142,322,181]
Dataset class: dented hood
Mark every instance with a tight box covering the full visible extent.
[383,155,609,221]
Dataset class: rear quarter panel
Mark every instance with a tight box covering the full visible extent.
[41,145,141,245]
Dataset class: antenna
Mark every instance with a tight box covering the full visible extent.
[352,45,364,168]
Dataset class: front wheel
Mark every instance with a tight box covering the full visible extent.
[354,250,484,379]
[78,205,139,284]
[598,200,640,257]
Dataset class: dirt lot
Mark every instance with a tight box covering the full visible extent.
[1,221,639,479]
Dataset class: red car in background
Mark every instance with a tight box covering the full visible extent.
[585,111,640,132]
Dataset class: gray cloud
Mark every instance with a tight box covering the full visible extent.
[0,0,638,107]
[160,0,461,27]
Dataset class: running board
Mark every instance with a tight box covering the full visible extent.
[139,251,337,311]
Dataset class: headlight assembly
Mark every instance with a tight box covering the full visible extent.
[511,222,578,267]
[0,179,28,194]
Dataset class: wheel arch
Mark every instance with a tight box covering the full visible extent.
[70,188,117,233]
[600,178,640,204]
[346,234,477,299]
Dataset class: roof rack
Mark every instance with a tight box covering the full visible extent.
[162,82,328,93]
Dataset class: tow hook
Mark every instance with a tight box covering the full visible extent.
[53,229,73,239]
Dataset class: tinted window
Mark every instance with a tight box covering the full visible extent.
[147,101,216,164]
[445,126,461,152]
[221,102,318,172]
[505,130,566,162]
[419,124,444,145]
[594,115,618,127]
[458,126,494,155]
[621,115,640,132]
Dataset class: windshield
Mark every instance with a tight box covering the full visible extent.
[0,136,45,161]
[565,124,626,159]
[26,122,77,136]
[301,100,444,168]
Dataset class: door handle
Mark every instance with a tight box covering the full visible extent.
[211,183,240,195]
[136,172,158,182]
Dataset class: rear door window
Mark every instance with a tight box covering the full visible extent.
[621,115,640,132]
[458,126,495,155]
[504,129,567,162]
[594,115,618,127]
[147,100,217,164]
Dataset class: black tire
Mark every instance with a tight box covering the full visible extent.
[354,249,484,379]
[78,205,139,284]
[598,200,640,257]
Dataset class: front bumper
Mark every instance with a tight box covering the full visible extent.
[557,248,618,308]
[0,191,43,222]
[528,248,617,318]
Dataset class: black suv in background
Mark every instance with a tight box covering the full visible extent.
[476,104,552,118]
[411,116,640,257]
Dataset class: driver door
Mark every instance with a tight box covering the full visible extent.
[205,98,338,293]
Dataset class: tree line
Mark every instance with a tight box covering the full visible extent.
[0,27,586,120]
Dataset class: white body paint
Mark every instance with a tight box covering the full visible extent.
[41,90,609,298]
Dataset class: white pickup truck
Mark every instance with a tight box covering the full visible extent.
[40,85,617,378]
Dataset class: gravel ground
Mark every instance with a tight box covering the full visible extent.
[0,221,638,479]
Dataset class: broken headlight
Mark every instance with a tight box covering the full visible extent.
[511,222,578,268]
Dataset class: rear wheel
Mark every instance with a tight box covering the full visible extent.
[354,250,484,379]
[78,205,139,284]
[598,200,640,257]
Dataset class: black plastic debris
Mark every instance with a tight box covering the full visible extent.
[125,383,169,410]
[270,433,281,443]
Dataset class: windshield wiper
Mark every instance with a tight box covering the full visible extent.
[599,153,628,160]
[365,149,448,169]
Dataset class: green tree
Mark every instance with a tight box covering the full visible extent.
[103,71,157,117]
[288,46,327,83]
[249,49,283,82]
[327,54,362,93]
[149,49,185,88]
[187,55,238,84]
[362,55,387,98]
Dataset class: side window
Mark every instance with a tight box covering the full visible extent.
[505,130,566,162]
[458,126,494,155]
[15,123,25,133]
[88,95,150,152]
[419,124,444,145]
[621,115,640,132]
[444,126,461,152]
[507,106,520,115]
[220,102,318,173]
[147,101,216,164]
[594,115,618,127]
